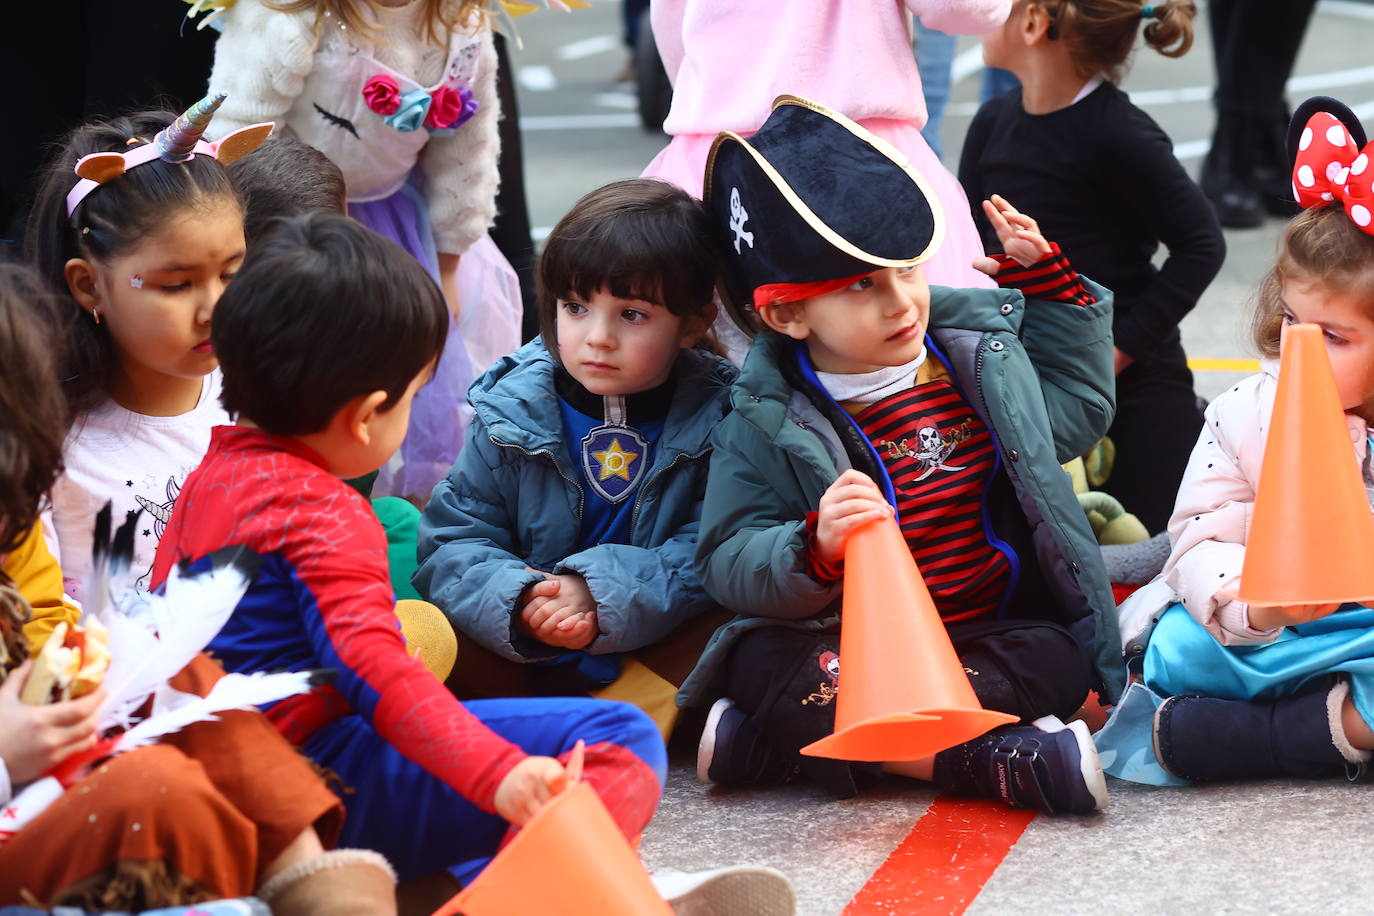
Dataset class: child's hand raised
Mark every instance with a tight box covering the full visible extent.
[493,754,568,825]
[982,194,1052,268]
[815,470,892,566]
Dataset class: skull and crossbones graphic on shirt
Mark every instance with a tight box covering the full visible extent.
[879,419,974,481]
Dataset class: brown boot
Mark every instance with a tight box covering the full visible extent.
[257,849,398,916]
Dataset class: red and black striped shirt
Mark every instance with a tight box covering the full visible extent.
[859,380,1010,621]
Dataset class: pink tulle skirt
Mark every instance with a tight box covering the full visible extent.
[642,118,994,292]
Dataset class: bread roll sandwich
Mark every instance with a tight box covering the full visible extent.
[21,619,110,705]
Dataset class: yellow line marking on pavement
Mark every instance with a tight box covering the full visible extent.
[1188,358,1260,372]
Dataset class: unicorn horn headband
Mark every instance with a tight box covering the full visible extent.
[66,91,275,219]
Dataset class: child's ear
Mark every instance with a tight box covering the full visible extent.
[341,390,390,446]
[1022,2,1054,44]
[679,302,719,347]
[756,301,810,340]
[64,258,102,314]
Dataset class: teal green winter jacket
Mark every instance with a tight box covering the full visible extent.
[686,281,1126,707]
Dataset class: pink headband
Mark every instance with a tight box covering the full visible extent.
[66,91,273,219]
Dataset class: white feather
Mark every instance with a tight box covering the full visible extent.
[112,670,315,753]
[94,557,255,732]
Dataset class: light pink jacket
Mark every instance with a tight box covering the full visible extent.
[651,0,1011,136]
[1158,364,1372,647]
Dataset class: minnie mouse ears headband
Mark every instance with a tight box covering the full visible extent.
[1288,95,1374,234]
[66,91,275,219]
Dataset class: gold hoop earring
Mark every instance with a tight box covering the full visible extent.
[91,308,101,325]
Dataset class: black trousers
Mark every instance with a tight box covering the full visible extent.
[488,33,539,342]
[1102,338,1205,535]
[722,617,1094,794]
[1209,0,1317,118]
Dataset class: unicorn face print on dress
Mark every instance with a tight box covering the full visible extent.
[288,13,483,202]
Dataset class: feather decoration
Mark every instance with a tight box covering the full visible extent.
[82,509,262,732]
[112,669,328,754]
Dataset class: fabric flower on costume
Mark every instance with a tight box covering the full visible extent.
[383,89,432,133]
[362,74,402,116]
[425,84,480,136]
[1292,111,1374,235]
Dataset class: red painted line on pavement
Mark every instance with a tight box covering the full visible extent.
[842,796,1036,916]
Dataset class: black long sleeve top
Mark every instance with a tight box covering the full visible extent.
[958,81,1226,363]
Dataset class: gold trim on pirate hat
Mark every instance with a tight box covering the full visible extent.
[704,95,945,332]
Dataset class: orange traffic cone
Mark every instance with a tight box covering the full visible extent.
[801,515,1017,762]
[431,745,671,916]
[1233,322,1374,606]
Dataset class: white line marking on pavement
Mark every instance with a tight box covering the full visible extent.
[518,113,640,130]
[951,45,986,86]
[595,91,637,110]
[1321,0,1374,20]
[518,66,558,92]
[557,34,620,61]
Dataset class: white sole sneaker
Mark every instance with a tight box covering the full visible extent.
[651,865,796,916]
[1031,714,1109,812]
[696,697,736,784]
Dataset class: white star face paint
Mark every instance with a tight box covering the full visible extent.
[130,275,144,289]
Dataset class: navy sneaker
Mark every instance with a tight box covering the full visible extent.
[933,716,1108,815]
[1151,682,1364,782]
[697,698,797,786]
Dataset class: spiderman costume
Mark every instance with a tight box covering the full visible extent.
[151,427,665,883]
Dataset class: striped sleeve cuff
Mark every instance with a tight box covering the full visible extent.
[991,241,1096,306]
[804,512,844,584]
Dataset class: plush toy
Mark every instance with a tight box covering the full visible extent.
[1063,448,1149,546]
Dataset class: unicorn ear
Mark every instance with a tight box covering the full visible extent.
[74,153,129,184]
[212,122,275,166]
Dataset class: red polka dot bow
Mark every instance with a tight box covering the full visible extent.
[1292,111,1374,234]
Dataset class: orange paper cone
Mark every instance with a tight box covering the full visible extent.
[431,780,671,916]
[801,516,1017,762]
[1233,322,1374,606]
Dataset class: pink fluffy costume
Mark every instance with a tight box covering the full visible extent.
[642,0,1008,292]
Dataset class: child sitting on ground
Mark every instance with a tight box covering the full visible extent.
[149,212,667,892]
[688,96,1124,814]
[414,178,735,738]
[1102,98,1374,785]
[0,262,365,915]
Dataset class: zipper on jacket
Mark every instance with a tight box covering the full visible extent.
[628,449,707,537]
[964,337,1023,617]
[489,435,585,520]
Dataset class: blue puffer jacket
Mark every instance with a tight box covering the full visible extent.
[414,340,737,661]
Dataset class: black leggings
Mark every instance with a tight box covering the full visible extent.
[723,618,1094,764]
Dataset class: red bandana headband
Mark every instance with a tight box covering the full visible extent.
[1292,111,1374,233]
[753,271,873,309]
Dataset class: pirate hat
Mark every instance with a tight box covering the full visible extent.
[704,95,945,331]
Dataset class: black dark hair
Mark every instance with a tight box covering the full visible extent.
[228,134,348,243]
[25,109,243,420]
[536,178,723,358]
[0,263,69,554]
[212,212,448,435]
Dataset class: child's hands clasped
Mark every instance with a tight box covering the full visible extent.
[518,572,599,650]
[814,470,893,566]
[0,661,105,785]
[493,754,568,826]
[980,194,1053,269]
